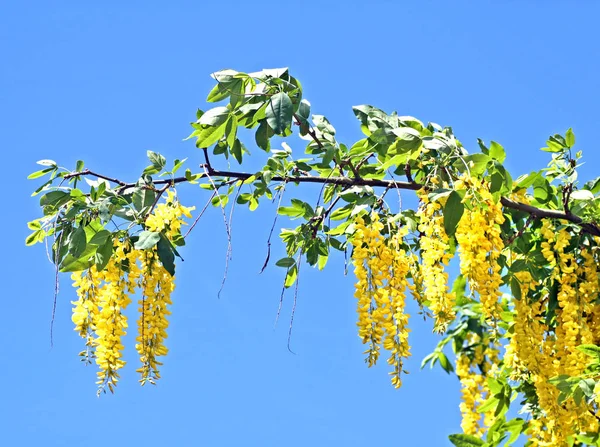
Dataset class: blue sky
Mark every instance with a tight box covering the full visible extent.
[3,1,600,446]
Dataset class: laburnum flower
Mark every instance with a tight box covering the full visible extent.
[145,189,195,238]
[136,249,174,385]
[416,192,455,332]
[93,239,139,394]
[455,175,504,322]
[351,215,412,388]
[71,267,102,362]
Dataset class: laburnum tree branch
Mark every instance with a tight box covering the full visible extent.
[62,162,600,237]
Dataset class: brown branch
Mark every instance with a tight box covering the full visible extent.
[61,168,600,237]
[63,169,128,186]
[499,197,600,236]
[294,113,323,149]
[145,184,171,220]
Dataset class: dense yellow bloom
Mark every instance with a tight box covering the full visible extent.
[351,215,412,387]
[69,190,193,392]
[145,190,195,238]
[93,240,140,394]
[136,249,174,385]
[71,267,102,362]
[456,335,497,437]
[416,192,455,332]
[455,175,504,321]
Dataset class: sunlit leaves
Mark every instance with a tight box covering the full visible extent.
[266,92,293,135]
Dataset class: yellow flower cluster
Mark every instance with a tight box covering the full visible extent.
[93,240,140,392]
[70,190,193,393]
[71,267,101,362]
[455,176,504,321]
[145,190,194,237]
[136,249,174,385]
[71,240,140,394]
[456,335,497,437]
[351,215,412,388]
[504,221,600,445]
[416,193,455,332]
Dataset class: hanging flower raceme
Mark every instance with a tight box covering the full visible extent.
[351,214,412,388]
[93,239,140,394]
[456,334,497,437]
[71,267,102,363]
[416,192,455,332]
[136,249,174,385]
[68,190,193,393]
[455,175,505,322]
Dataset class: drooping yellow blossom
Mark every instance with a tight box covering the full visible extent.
[351,214,412,387]
[416,192,455,332]
[136,249,174,385]
[69,189,193,393]
[455,175,504,322]
[456,334,496,437]
[145,189,195,238]
[93,239,140,394]
[71,267,102,362]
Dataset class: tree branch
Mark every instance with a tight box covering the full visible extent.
[62,167,600,236]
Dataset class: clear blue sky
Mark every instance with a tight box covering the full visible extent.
[3,1,600,446]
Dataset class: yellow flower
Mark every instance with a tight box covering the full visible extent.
[350,215,412,387]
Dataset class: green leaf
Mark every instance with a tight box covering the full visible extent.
[266,92,293,135]
[147,151,166,170]
[510,276,522,300]
[133,188,156,212]
[438,352,454,373]
[197,106,230,127]
[390,127,422,153]
[69,226,87,258]
[452,274,467,305]
[59,245,97,272]
[477,396,499,413]
[157,235,176,276]
[134,231,161,250]
[565,128,575,148]
[255,120,274,151]
[577,344,600,357]
[25,230,42,246]
[489,141,506,163]
[172,158,187,174]
[462,154,490,177]
[89,230,111,246]
[443,191,464,237]
[27,220,42,230]
[94,237,114,272]
[275,257,296,268]
[225,115,238,148]
[36,159,57,167]
[207,69,244,101]
[284,264,298,288]
[570,189,594,201]
[28,167,55,179]
[330,205,353,221]
[231,139,243,164]
[195,122,228,148]
[448,434,485,447]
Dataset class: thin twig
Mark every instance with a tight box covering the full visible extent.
[183,191,216,239]
[145,184,171,220]
[274,272,287,328]
[287,251,303,354]
[203,168,232,298]
[50,217,65,348]
[261,182,287,273]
